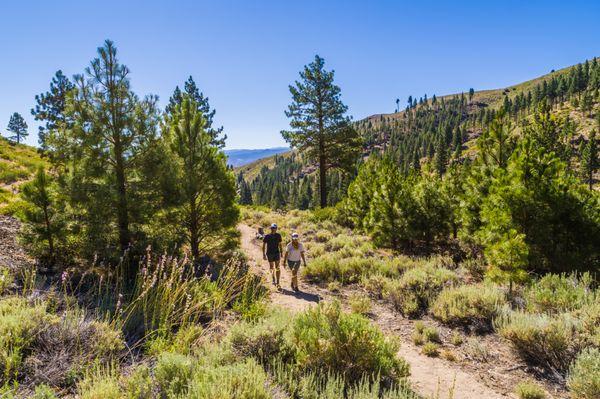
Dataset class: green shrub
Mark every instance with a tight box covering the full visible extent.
[567,347,600,399]
[386,265,458,317]
[270,360,417,399]
[0,267,13,294]
[422,327,441,343]
[31,384,58,399]
[362,274,392,299]
[450,331,463,346]
[461,258,487,281]
[349,293,372,316]
[525,273,595,314]
[421,342,439,357]
[464,338,491,362]
[303,255,373,284]
[292,301,409,385]
[155,352,195,397]
[411,332,424,346]
[431,283,506,331]
[314,230,333,243]
[228,308,294,363]
[578,301,600,347]
[122,364,153,399]
[495,310,580,371]
[146,324,204,356]
[515,380,546,399]
[0,297,54,383]
[77,370,121,399]
[413,321,425,334]
[187,356,271,399]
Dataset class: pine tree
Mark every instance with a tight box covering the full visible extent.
[20,167,65,268]
[167,94,238,264]
[281,55,361,208]
[270,182,286,210]
[31,70,74,150]
[60,40,160,256]
[434,137,447,176]
[166,76,226,148]
[6,112,28,144]
[581,130,598,190]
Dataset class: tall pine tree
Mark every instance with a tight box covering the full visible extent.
[282,55,361,208]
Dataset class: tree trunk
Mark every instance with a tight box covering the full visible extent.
[189,199,200,265]
[42,205,55,267]
[114,142,130,252]
[319,153,327,208]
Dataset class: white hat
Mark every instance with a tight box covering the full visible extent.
[270,223,278,229]
[291,232,299,238]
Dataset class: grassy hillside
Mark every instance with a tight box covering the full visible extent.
[365,60,596,126]
[235,149,294,181]
[0,137,47,209]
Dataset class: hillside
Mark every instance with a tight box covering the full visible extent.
[240,57,600,207]
[0,137,47,210]
[224,147,289,167]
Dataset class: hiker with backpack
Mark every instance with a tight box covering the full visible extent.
[262,223,283,290]
[283,232,306,292]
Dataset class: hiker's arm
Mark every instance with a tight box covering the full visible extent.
[283,248,288,263]
[301,251,307,266]
[262,241,266,260]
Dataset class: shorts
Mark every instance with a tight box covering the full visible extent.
[287,260,301,271]
[266,253,280,262]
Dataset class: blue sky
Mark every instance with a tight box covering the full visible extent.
[1,1,599,149]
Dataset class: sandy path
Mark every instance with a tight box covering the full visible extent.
[238,223,513,399]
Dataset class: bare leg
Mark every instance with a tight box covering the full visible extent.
[274,259,281,287]
[268,261,276,284]
[291,267,298,290]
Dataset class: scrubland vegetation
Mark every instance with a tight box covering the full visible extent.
[242,205,599,398]
[1,36,599,398]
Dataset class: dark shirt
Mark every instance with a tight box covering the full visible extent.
[263,233,282,254]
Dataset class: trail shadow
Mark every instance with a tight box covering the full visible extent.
[280,288,321,303]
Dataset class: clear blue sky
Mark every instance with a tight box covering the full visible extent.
[1,1,599,149]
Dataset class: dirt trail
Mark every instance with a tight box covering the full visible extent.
[239,223,513,399]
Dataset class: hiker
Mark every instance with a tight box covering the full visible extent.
[283,232,306,292]
[255,227,265,240]
[262,223,283,289]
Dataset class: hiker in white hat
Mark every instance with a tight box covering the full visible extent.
[283,232,307,292]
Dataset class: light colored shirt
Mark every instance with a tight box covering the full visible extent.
[286,242,305,262]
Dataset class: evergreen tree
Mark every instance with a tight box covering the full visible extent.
[6,112,28,144]
[434,137,448,176]
[270,182,286,209]
[20,167,65,269]
[282,55,361,208]
[31,70,74,150]
[237,174,253,205]
[166,76,226,148]
[59,40,161,257]
[581,130,598,190]
[166,95,238,264]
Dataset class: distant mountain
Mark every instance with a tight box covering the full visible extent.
[224,147,289,167]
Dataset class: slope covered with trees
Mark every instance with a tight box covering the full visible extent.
[241,57,600,207]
